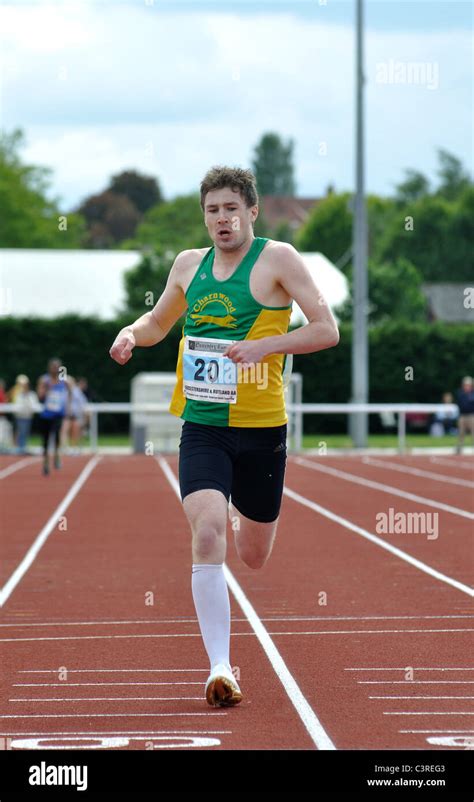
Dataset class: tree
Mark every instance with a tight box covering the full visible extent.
[126,194,209,253]
[78,190,140,247]
[295,192,352,266]
[436,149,471,201]
[395,169,430,203]
[252,133,296,195]
[377,193,473,282]
[121,248,178,318]
[0,128,84,248]
[336,258,427,326]
[109,170,162,214]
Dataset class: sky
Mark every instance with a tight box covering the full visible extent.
[0,0,472,211]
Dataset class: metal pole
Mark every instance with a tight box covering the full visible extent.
[398,411,406,454]
[90,409,98,453]
[351,0,368,447]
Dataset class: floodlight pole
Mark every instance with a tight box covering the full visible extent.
[351,0,369,447]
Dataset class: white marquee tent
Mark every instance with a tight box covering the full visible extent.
[0,248,348,324]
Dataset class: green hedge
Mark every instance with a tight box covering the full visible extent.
[1,316,473,434]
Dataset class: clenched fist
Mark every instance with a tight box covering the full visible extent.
[109,328,136,365]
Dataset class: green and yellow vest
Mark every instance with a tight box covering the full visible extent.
[169,237,292,427]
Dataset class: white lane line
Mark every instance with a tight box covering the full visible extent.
[360,681,474,685]
[0,712,225,719]
[293,456,474,519]
[369,695,474,699]
[1,613,472,627]
[10,697,203,702]
[265,629,474,635]
[14,682,203,687]
[0,456,101,607]
[0,457,39,479]
[431,457,474,472]
[2,634,205,643]
[361,456,474,489]
[19,669,208,673]
[0,619,202,627]
[0,730,233,735]
[157,455,335,751]
[0,614,474,629]
[3,628,473,643]
[284,486,474,597]
[346,667,474,671]
[384,712,474,716]
[399,729,474,733]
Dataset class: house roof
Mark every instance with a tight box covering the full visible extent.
[422,283,474,323]
[261,196,321,229]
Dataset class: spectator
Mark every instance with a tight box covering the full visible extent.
[61,377,89,453]
[10,375,38,454]
[430,392,458,437]
[455,376,474,454]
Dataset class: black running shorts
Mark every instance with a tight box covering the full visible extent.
[178,421,287,523]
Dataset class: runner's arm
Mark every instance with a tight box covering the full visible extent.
[224,245,339,364]
[109,254,188,365]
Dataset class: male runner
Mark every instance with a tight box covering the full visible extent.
[110,166,339,706]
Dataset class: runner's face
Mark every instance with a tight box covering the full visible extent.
[204,188,257,250]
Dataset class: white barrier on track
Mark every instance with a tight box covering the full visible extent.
[0,401,463,454]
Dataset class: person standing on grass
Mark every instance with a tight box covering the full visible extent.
[455,376,474,454]
[37,358,70,475]
[109,166,339,706]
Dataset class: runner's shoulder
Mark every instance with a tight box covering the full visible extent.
[174,247,211,270]
[262,239,302,270]
[171,248,210,288]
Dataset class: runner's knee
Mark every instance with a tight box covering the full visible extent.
[192,521,225,560]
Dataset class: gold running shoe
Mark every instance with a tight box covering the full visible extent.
[205,663,242,707]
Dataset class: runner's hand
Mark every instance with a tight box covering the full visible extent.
[109,329,136,365]
[223,340,268,364]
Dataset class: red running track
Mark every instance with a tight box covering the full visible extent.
[0,453,472,751]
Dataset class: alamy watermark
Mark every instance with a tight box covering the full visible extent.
[376,60,439,90]
[376,507,439,540]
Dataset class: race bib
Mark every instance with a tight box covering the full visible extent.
[45,388,63,412]
[183,336,237,404]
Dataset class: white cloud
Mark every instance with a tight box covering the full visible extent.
[1,3,471,207]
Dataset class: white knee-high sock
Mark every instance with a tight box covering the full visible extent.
[192,564,231,670]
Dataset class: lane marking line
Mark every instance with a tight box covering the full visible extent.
[0,613,472,627]
[399,729,474,733]
[1,613,472,628]
[9,697,204,702]
[0,712,226,719]
[384,712,474,716]
[157,455,336,751]
[431,457,474,472]
[19,669,208,673]
[2,628,473,643]
[292,456,474,519]
[0,456,101,607]
[361,456,474,489]
[0,457,39,479]
[359,681,474,685]
[346,667,474,671]
[369,695,474,699]
[14,682,203,687]
[284,486,474,597]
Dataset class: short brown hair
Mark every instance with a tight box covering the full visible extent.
[200,166,258,210]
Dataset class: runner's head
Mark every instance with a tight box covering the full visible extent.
[200,166,258,250]
[47,358,62,378]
